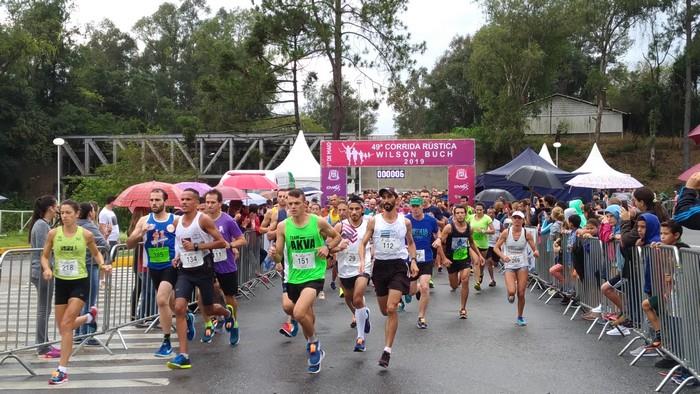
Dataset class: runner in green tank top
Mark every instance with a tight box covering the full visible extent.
[40,200,111,385]
[269,189,341,374]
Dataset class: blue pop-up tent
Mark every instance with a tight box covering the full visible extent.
[476,148,592,202]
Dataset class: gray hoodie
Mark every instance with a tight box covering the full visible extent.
[78,219,109,265]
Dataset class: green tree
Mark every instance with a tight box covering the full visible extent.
[257,0,423,139]
[303,73,377,134]
[387,67,429,135]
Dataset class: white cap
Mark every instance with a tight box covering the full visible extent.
[511,211,525,219]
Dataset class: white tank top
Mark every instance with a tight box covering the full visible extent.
[337,217,372,278]
[504,226,528,269]
[372,213,408,261]
[175,212,213,269]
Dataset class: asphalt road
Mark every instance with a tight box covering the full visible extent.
[2,269,698,393]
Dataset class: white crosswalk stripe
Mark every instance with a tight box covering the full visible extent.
[0,327,177,391]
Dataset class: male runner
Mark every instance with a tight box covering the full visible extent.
[167,189,234,369]
[439,205,481,318]
[332,196,372,351]
[201,189,247,345]
[406,197,439,329]
[359,187,418,368]
[126,188,179,357]
[420,189,445,284]
[269,189,341,374]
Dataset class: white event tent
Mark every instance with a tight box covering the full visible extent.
[538,143,555,166]
[566,143,643,189]
[272,130,321,189]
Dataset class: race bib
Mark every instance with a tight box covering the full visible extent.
[57,259,79,277]
[213,248,227,262]
[181,251,205,268]
[147,247,170,264]
[416,249,426,262]
[508,255,522,265]
[451,237,469,260]
[345,253,358,264]
[377,237,400,254]
[292,252,315,270]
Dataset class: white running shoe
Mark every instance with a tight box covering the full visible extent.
[606,326,631,336]
[318,291,326,300]
[591,304,603,313]
[629,345,660,357]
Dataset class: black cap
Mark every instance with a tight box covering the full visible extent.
[378,187,398,198]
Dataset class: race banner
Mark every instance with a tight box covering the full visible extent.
[320,139,475,167]
[447,165,475,204]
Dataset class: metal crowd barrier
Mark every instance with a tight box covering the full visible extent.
[0,230,279,376]
[530,233,700,392]
[0,246,110,375]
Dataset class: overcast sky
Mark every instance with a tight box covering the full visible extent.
[70,0,649,135]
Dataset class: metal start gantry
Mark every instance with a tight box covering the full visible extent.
[58,132,354,179]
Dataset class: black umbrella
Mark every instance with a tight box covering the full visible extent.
[475,188,516,202]
[506,165,564,189]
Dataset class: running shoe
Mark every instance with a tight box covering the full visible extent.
[290,319,299,337]
[88,306,98,331]
[215,316,225,333]
[606,326,631,336]
[229,319,240,346]
[167,353,192,369]
[225,305,236,331]
[378,351,391,368]
[279,322,294,337]
[330,281,337,290]
[154,340,173,357]
[403,294,412,304]
[350,319,357,329]
[429,279,434,289]
[48,369,68,385]
[591,304,603,313]
[307,348,325,374]
[318,291,326,300]
[398,300,405,312]
[85,338,101,347]
[40,346,61,359]
[416,291,421,301]
[474,281,481,291]
[489,280,496,287]
[364,309,371,334]
[416,317,428,329]
[507,295,515,304]
[459,309,467,319]
[354,337,366,352]
[186,312,196,341]
[516,317,527,326]
[671,373,699,387]
[306,341,325,366]
[339,287,344,298]
[629,345,659,357]
[201,323,215,343]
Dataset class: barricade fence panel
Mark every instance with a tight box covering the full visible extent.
[676,248,700,383]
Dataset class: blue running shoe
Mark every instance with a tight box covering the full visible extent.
[167,353,192,369]
[225,305,236,332]
[230,320,240,346]
[353,337,366,352]
[215,317,225,333]
[154,340,172,357]
[48,369,68,385]
[330,281,337,290]
[186,312,196,341]
[398,300,405,313]
[201,323,215,343]
[516,317,527,327]
[290,319,299,337]
[364,308,371,334]
[307,341,323,366]
[403,294,412,304]
[307,349,325,374]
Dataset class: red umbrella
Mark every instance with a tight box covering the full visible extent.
[214,185,248,201]
[690,124,700,144]
[114,181,182,208]
[678,163,700,182]
[218,174,278,190]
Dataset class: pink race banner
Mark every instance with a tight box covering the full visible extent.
[321,139,475,167]
[448,166,475,204]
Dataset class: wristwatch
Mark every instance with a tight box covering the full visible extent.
[194,243,199,251]
[410,257,417,262]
